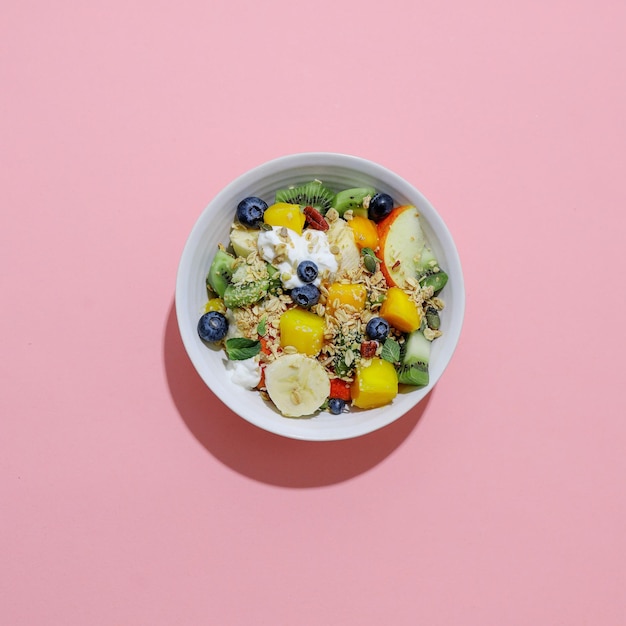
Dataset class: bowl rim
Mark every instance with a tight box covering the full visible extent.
[175,151,465,441]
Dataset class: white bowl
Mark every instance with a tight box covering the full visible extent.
[176,153,465,441]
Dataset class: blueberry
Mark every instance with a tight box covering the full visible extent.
[198,311,229,342]
[297,260,318,283]
[236,196,268,228]
[290,284,320,308]
[328,398,346,415]
[368,193,394,222]
[365,317,390,341]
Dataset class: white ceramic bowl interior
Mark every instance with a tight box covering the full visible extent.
[176,153,465,441]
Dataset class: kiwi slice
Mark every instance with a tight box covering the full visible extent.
[266,264,282,295]
[332,187,376,217]
[207,249,236,298]
[425,306,441,331]
[420,270,448,294]
[397,329,430,386]
[275,180,335,214]
[416,246,448,294]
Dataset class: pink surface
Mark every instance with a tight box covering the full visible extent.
[2,1,625,624]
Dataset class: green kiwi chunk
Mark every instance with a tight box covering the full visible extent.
[332,187,376,217]
[266,264,282,295]
[425,306,441,331]
[275,181,335,214]
[397,329,430,386]
[207,249,236,297]
[416,246,448,294]
[420,271,448,294]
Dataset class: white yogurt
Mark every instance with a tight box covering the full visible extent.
[225,357,261,389]
[257,226,338,289]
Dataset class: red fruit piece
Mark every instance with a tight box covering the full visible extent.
[303,206,329,231]
[257,364,266,390]
[260,336,271,355]
[360,340,378,358]
[329,378,351,401]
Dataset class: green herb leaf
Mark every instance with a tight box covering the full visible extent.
[381,338,401,364]
[225,337,261,361]
[257,317,267,337]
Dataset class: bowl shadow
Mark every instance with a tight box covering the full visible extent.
[163,300,431,488]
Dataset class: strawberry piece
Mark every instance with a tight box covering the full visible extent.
[360,340,378,358]
[329,378,351,401]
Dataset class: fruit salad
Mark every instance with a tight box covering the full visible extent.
[197,180,448,418]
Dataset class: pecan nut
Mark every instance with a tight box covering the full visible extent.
[303,206,329,231]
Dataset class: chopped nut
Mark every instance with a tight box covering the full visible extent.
[344,349,355,366]
[326,208,339,222]
[423,328,442,341]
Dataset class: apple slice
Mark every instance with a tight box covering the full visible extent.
[377,205,426,288]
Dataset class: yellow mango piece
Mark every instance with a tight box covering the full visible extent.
[279,308,325,356]
[351,358,398,409]
[380,286,421,332]
[263,202,306,235]
[348,216,379,250]
[204,298,226,313]
[326,283,367,313]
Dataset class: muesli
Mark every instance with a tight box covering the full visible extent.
[197,180,448,418]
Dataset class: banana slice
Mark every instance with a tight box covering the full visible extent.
[230,226,259,258]
[327,219,361,275]
[264,353,330,418]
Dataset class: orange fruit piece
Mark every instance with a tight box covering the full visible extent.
[348,215,379,250]
[379,286,421,333]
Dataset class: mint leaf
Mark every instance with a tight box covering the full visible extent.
[257,317,267,337]
[225,337,261,361]
[381,338,401,364]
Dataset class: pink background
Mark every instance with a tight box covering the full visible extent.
[2,1,625,624]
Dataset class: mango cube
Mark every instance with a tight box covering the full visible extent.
[348,216,379,250]
[379,286,421,332]
[279,308,325,356]
[263,202,306,235]
[326,283,367,313]
[351,358,398,409]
